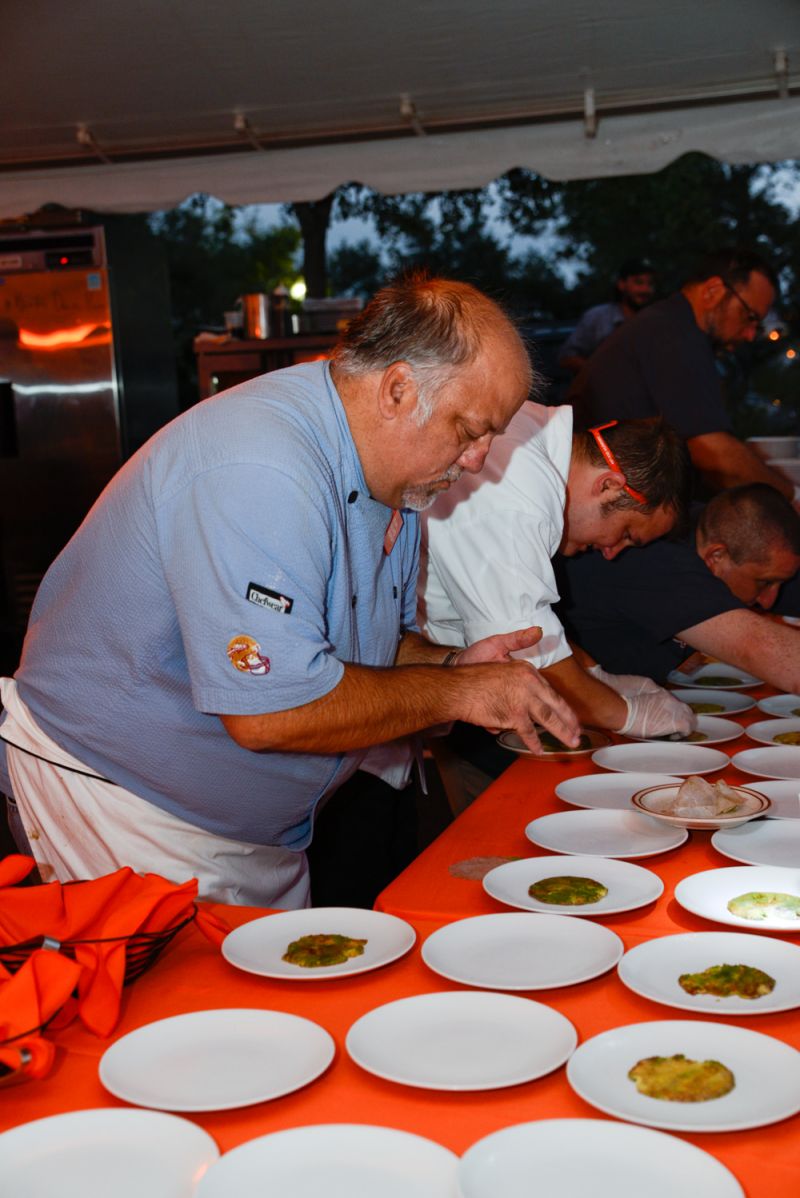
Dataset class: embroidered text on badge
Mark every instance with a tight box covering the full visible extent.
[227,635,271,675]
[246,581,294,614]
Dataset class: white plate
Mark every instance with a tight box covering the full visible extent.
[496,727,611,759]
[99,1008,335,1111]
[525,809,687,858]
[195,1124,458,1198]
[670,689,756,715]
[675,865,800,931]
[0,1109,219,1198]
[618,931,800,1016]
[482,855,664,917]
[221,907,415,980]
[667,664,762,690]
[630,782,769,830]
[625,716,743,747]
[712,820,800,867]
[759,779,800,819]
[457,1118,743,1198]
[566,1019,800,1131]
[345,990,576,1091]
[745,717,800,747]
[592,742,729,776]
[731,745,800,779]
[757,693,800,718]
[421,913,623,990]
[555,772,682,811]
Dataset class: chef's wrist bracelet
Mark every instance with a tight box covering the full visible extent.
[441,649,462,667]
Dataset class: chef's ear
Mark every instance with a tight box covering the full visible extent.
[700,541,730,577]
[701,275,727,309]
[590,469,626,497]
[376,361,419,421]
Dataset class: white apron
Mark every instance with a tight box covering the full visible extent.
[0,678,310,909]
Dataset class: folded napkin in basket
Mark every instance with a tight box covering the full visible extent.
[0,857,229,1036]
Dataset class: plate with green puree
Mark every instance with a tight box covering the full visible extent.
[618,931,800,1016]
[222,906,416,980]
[667,663,761,690]
[497,726,611,760]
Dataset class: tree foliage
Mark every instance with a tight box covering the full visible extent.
[149,194,300,405]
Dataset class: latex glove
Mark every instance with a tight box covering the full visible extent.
[588,663,662,697]
[619,687,697,739]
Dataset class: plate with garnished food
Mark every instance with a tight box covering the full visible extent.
[566,1019,800,1132]
[482,854,664,917]
[617,931,800,1016]
[222,907,415,980]
[497,727,611,760]
[675,865,800,931]
[667,664,762,690]
[669,689,756,716]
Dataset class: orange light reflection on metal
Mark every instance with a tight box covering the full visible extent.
[18,323,111,349]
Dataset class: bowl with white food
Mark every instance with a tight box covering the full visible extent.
[631,776,769,830]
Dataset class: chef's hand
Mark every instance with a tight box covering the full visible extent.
[455,625,543,665]
[587,663,662,697]
[619,687,697,739]
[455,626,581,752]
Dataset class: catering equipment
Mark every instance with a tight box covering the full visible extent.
[0,214,178,664]
[239,293,271,339]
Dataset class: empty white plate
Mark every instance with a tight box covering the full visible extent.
[712,820,800,867]
[195,1125,458,1198]
[566,1019,800,1131]
[482,855,664,917]
[556,772,681,811]
[618,931,800,1016]
[667,664,761,690]
[421,913,623,990]
[345,990,577,1091]
[625,716,743,747]
[0,1109,219,1198]
[757,693,800,718]
[675,865,800,931]
[745,718,800,748]
[592,742,729,776]
[670,689,755,715]
[457,1118,743,1198]
[731,746,800,779]
[525,809,687,858]
[759,779,800,819]
[221,907,415,980]
[99,1008,335,1111]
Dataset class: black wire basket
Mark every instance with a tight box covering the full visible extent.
[0,906,197,986]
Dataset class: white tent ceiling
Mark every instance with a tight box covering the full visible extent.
[3,0,800,217]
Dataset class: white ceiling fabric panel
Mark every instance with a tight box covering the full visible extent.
[1,0,798,215]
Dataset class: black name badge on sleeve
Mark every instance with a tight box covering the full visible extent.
[246,581,294,615]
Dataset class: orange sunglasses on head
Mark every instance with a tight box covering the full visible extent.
[588,421,648,505]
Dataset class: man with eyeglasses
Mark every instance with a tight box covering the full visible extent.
[572,248,793,502]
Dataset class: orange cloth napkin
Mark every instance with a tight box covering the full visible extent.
[0,858,229,1036]
[0,949,81,1078]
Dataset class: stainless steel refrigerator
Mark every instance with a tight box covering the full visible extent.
[0,217,178,664]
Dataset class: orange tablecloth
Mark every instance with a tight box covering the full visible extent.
[373,685,800,1193]
[1,686,797,1196]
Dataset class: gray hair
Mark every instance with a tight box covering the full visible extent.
[332,272,534,423]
